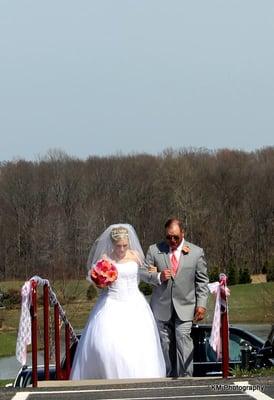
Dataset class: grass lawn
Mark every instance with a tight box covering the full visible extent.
[0,379,13,387]
[0,331,18,358]
[205,281,274,323]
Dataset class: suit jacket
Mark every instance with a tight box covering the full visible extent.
[140,240,209,322]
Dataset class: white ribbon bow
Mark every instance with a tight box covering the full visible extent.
[16,281,32,365]
[16,276,49,365]
[208,279,230,359]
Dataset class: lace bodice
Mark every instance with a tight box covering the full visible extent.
[107,261,140,300]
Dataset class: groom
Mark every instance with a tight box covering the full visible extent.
[142,217,209,377]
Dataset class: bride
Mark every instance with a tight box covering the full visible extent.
[70,223,166,380]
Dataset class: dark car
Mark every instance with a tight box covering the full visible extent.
[12,324,274,387]
[192,324,274,376]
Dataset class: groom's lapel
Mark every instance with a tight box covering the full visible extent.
[175,240,190,277]
[164,252,171,269]
[157,242,171,268]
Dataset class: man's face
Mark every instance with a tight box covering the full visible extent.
[165,223,184,250]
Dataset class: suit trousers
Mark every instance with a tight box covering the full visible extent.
[156,307,193,377]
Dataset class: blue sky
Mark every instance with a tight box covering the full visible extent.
[0,0,274,161]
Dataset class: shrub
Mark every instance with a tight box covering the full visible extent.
[139,282,153,296]
[262,264,268,274]
[1,288,21,308]
[208,266,220,282]
[239,268,252,284]
[266,265,274,282]
[86,284,98,300]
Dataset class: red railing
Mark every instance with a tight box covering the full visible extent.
[29,278,78,387]
[219,273,229,378]
[43,284,50,381]
[30,280,38,387]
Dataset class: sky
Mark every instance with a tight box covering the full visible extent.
[0,0,274,162]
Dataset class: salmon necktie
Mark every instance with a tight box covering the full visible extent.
[171,251,179,275]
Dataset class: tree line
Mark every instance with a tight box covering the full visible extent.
[0,147,273,282]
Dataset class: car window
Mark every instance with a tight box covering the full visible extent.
[203,331,243,362]
[229,333,242,361]
[203,331,218,362]
[191,326,200,362]
[26,374,32,387]
[17,372,31,388]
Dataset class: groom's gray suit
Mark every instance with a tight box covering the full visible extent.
[141,239,209,377]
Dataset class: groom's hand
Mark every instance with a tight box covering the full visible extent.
[160,269,173,282]
[194,306,206,321]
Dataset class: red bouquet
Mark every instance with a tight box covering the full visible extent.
[90,259,118,287]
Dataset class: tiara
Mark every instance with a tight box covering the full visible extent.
[110,227,129,240]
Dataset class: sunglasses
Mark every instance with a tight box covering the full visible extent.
[166,235,180,241]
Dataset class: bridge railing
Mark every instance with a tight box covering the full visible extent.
[28,277,78,387]
[208,273,230,378]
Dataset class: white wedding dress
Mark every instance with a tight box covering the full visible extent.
[70,261,166,379]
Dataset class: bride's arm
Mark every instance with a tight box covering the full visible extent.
[139,246,161,286]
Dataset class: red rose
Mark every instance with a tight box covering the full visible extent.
[90,259,118,287]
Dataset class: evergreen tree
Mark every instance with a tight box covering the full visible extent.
[266,262,274,282]
[239,268,251,284]
[208,266,220,282]
[239,268,244,284]
[228,263,237,285]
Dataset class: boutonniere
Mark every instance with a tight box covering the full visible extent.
[182,245,190,255]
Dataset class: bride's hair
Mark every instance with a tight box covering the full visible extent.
[110,226,129,242]
[86,223,145,273]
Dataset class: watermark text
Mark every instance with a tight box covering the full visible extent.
[210,383,265,392]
